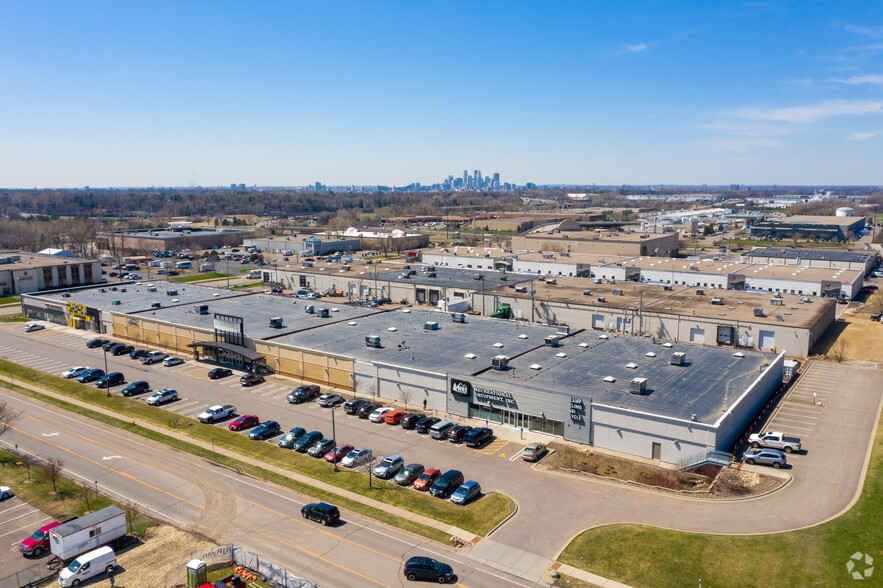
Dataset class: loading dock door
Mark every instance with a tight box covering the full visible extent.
[616,316,630,331]
[759,330,775,349]
[690,328,705,343]
[592,314,604,329]
[717,326,733,345]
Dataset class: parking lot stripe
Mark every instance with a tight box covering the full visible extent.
[777,410,819,419]
[774,416,817,426]
[1,518,53,541]
[0,502,30,516]
[768,423,814,433]
[0,509,41,525]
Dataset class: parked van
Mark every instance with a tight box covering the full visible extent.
[175,261,192,269]
[57,546,116,587]
[429,421,456,439]
[199,263,215,272]
[281,249,293,256]
[246,270,262,279]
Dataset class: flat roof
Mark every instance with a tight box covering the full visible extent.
[514,251,635,265]
[0,251,97,271]
[273,308,561,374]
[613,256,754,273]
[102,228,253,238]
[33,282,245,313]
[521,230,675,243]
[760,215,864,228]
[745,247,876,263]
[732,264,863,282]
[478,332,772,424]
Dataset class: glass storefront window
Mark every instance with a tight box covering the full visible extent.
[468,403,502,423]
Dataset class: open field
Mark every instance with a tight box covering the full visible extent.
[812,299,883,362]
[558,402,883,587]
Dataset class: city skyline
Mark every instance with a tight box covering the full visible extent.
[1,2,882,188]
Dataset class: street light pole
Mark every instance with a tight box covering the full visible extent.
[331,407,338,472]
[103,348,110,396]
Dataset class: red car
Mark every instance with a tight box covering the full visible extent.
[383,410,408,425]
[324,444,354,463]
[228,415,259,431]
[413,468,440,491]
[20,521,61,556]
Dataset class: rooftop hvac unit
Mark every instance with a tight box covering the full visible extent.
[473,274,484,280]
[597,297,606,302]
[546,278,557,285]
[663,285,672,291]
[318,307,330,318]
[710,297,724,305]
[670,352,686,366]
[770,297,784,306]
[365,335,381,348]
[426,271,436,277]
[612,288,623,296]
[150,302,161,308]
[515,286,527,293]
[147,286,157,293]
[194,305,209,315]
[800,296,813,303]
[557,325,571,335]
[696,288,705,295]
[269,317,283,328]
[582,289,592,296]
[423,321,439,330]
[305,305,315,314]
[341,265,351,271]
[629,377,648,395]
[545,335,561,347]
[452,313,466,323]
[491,355,510,370]
[111,300,121,305]
[753,307,765,317]
[167,290,178,296]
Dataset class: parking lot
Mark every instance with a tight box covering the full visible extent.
[0,494,55,588]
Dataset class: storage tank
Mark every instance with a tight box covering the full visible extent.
[836,207,854,217]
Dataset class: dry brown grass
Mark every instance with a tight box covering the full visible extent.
[116,525,214,588]
[813,305,883,362]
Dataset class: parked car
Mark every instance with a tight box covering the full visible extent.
[324,444,354,463]
[356,403,378,419]
[96,372,125,388]
[400,413,425,429]
[163,356,184,367]
[429,421,456,439]
[62,366,90,379]
[287,385,320,403]
[413,468,440,491]
[102,341,121,351]
[278,427,307,448]
[228,415,260,431]
[415,416,441,434]
[119,381,149,397]
[383,410,408,425]
[522,443,546,462]
[403,556,453,583]
[341,448,373,468]
[240,373,265,386]
[373,455,404,479]
[24,323,45,332]
[308,438,336,458]
[369,407,394,422]
[87,339,109,349]
[301,502,340,526]
[317,393,344,407]
[871,313,883,322]
[110,344,134,356]
[146,388,178,405]
[249,421,281,440]
[0,485,11,500]
[743,449,787,468]
[293,431,324,453]
[464,427,493,448]
[429,470,464,498]
[141,351,167,365]
[450,481,481,505]
[446,425,473,443]
[394,463,425,486]
[343,397,368,414]
[129,349,151,360]
[77,369,105,383]
[19,521,62,556]
[208,368,233,379]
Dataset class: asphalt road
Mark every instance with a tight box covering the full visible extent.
[2,322,882,566]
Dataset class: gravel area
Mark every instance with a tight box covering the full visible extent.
[116,525,215,588]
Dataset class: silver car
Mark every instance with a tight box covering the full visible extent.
[743,449,786,468]
[373,455,404,479]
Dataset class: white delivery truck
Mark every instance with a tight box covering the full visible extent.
[246,270,262,279]
[49,506,126,562]
[199,263,215,272]
[436,297,470,313]
[175,261,192,270]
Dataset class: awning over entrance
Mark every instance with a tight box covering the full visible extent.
[187,341,265,362]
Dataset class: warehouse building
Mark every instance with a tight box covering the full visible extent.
[0,252,102,296]
[96,225,255,253]
[748,215,866,242]
[741,247,878,274]
[511,222,679,256]
[242,235,361,255]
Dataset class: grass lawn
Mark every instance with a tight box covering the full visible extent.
[170,272,232,282]
[0,313,30,322]
[558,406,883,587]
[0,295,20,305]
[0,359,511,540]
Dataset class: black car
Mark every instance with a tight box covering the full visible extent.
[301,502,340,526]
[403,556,454,583]
[240,373,265,386]
[356,403,378,419]
[400,413,425,430]
[429,470,464,498]
[208,368,232,379]
[464,427,494,448]
[121,381,150,396]
[129,349,151,360]
[278,427,307,448]
[96,372,125,388]
[77,369,105,383]
[287,385,320,403]
[415,416,441,434]
[111,344,134,356]
[343,397,369,414]
[293,431,324,453]
[394,463,425,486]
[446,425,473,443]
[102,341,121,351]
[87,339,109,349]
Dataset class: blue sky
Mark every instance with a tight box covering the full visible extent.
[1,1,882,188]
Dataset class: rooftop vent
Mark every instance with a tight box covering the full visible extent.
[167,290,178,296]
[269,317,283,328]
[612,289,623,296]
[599,334,609,339]
[733,352,745,357]
[630,377,648,395]
[518,334,528,339]
[365,335,381,348]
[556,352,567,358]
[662,342,673,348]
[578,342,589,348]
[582,289,592,295]
[493,342,504,348]
[305,305,315,314]
[347,321,357,326]
[645,352,657,358]
[491,355,510,371]
[423,321,439,331]
[670,352,686,366]
[529,364,542,370]
[603,376,616,383]
[387,326,398,332]
[194,304,209,315]
[625,362,637,369]
[452,313,466,323]
[753,307,766,317]
[464,353,477,359]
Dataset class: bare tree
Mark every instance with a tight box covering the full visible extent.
[399,389,413,410]
[866,291,883,315]
[78,481,93,512]
[828,339,850,363]
[123,501,140,533]
[366,382,378,402]
[40,457,66,494]
[0,401,19,440]
[360,454,380,489]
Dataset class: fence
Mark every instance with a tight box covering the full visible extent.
[0,563,55,588]
[163,544,319,588]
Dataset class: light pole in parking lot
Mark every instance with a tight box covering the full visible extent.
[331,406,338,472]
[103,348,110,396]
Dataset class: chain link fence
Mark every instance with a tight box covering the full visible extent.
[163,544,318,588]
[0,562,55,588]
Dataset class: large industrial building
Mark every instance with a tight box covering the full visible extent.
[511,221,680,256]
[96,225,255,253]
[748,215,866,242]
[0,252,102,295]
[741,247,878,274]
[22,282,785,465]
[243,235,361,255]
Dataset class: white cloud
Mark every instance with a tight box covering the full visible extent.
[732,99,883,124]
[846,25,883,38]
[700,137,784,152]
[619,43,647,54]
[848,132,878,141]
[833,74,883,85]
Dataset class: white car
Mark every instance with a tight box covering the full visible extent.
[0,485,11,500]
[368,407,394,423]
[340,448,373,468]
[146,388,178,405]
[24,323,45,332]
[62,366,90,379]
[162,357,184,367]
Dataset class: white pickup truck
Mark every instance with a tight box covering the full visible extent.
[748,431,801,453]
[198,404,236,423]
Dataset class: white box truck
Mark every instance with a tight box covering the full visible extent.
[246,269,262,279]
[436,297,470,313]
[49,506,126,562]
[176,261,192,269]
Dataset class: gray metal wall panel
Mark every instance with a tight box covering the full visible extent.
[714,352,785,451]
